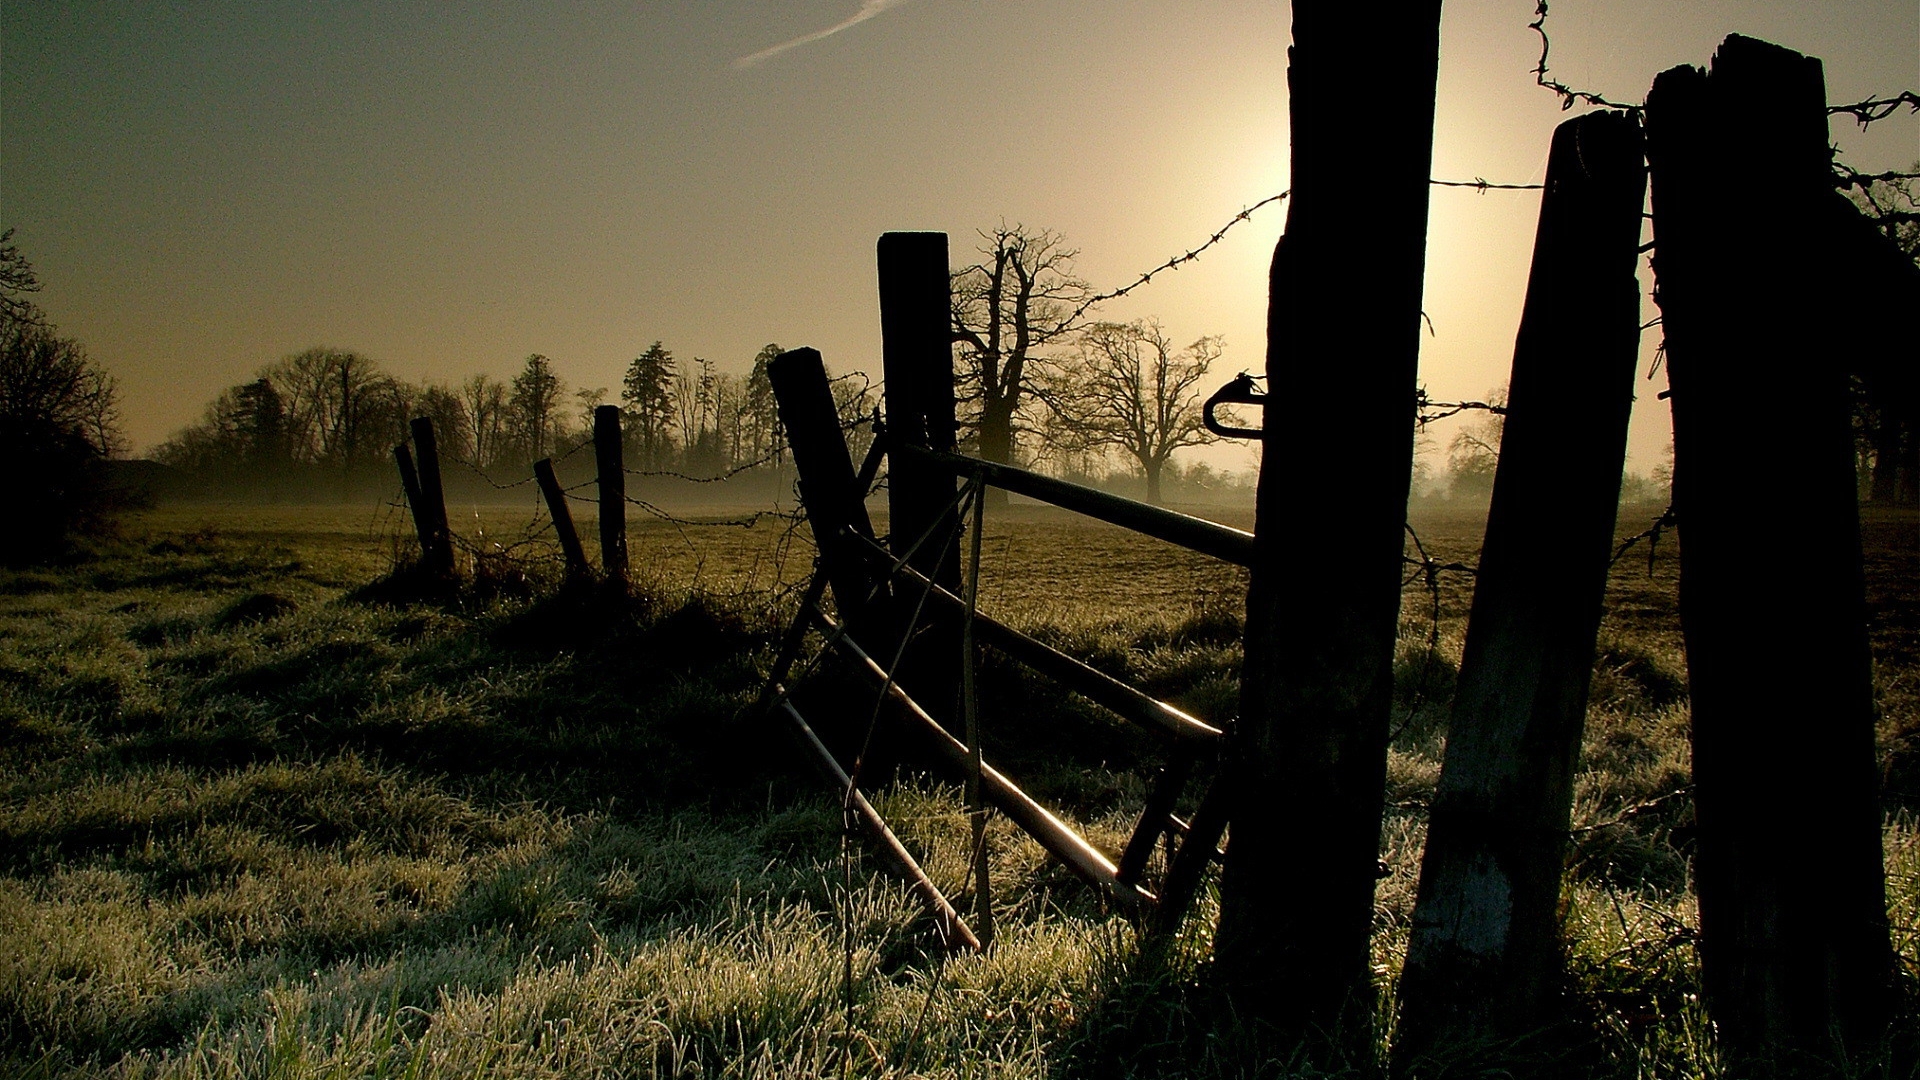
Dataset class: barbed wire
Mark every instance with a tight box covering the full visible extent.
[1529,1,1640,114]
[1830,91,1920,128]
[1430,178,1545,192]
[1415,389,1508,429]
[1068,174,1548,325]
[1609,504,1677,575]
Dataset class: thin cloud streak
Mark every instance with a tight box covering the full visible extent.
[732,0,912,68]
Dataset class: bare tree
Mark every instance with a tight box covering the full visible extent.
[1040,320,1222,504]
[951,225,1096,478]
[267,347,395,475]
[461,374,510,470]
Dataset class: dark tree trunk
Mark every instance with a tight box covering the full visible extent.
[1392,111,1646,1072]
[1645,34,1892,1072]
[1213,0,1443,1060]
[1144,460,1163,506]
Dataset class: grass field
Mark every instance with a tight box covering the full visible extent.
[1,497,1914,1078]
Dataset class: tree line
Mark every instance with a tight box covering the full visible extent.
[156,342,817,497]
[0,229,127,563]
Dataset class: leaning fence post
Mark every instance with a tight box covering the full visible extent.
[1644,34,1891,1065]
[407,417,455,576]
[1392,110,1647,1066]
[593,405,628,585]
[393,443,432,564]
[533,457,591,579]
[769,348,881,631]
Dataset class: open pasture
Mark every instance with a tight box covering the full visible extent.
[0,500,1913,1078]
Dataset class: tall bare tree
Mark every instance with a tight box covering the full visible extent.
[1040,320,1222,504]
[950,225,1096,477]
[268,347,395,475]
[461,374,509,469]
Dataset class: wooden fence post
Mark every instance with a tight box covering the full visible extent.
[1644,34,1891,1066]
[878,231,963,722]
[533,457,591,579]
[1392,110,1647,1067]
[1211,0,1443,1056]
[593,405,628,585]
[407,417,455,576]
[769,348,881,631]
[393,443,432,565]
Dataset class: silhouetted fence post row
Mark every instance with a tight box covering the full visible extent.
[759,35,1901,1071]
[391,406,632,583]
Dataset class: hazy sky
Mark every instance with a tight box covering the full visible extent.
[4,1,1916,472]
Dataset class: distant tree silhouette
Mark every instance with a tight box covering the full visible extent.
[1443,386,1506,502]
[1847,169,1919,503]
[461,374,510,469]
[0,231,125,562]
[622,342,676,468]
[267,346,398,478]
[1039,319,1223,504]
[508,353,564,463]
[951,225,1096,481]
[742,343,782,466]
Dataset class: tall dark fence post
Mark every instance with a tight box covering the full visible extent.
[1392,111,1647,1067]
[1645,35,1890,1066]
[593,405,628,585]
[770,348,881,631]
[1211,0,1443,1056]
[407,417,455,576]
[878,231,963,720]
[534,457,591,579]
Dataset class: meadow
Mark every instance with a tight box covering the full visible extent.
[0,497,1914,1078]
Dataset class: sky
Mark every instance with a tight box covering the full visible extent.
[3,0,1916,474]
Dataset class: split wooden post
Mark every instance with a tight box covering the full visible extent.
[1392,111,1647,1066]
[1645,35,1891,1066]
[533,457,591,579]
[593,405,628,584]
[1212,0,1443,1054]
[769,348,881,630]
[878,231,964,724]
[397,417,453,576]
[392,443,432,562]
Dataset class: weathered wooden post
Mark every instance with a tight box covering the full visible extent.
[769,348,882,631]
[878,231,964,724]
[406,417,455,576]
[1211,0,1443,1056]
[533,457,591,579]
[593,405,628,585]
[392,443,432,564]
[1392,110,1647,1069]
[1644,35,1891,1068]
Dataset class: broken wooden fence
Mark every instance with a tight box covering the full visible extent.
[755,235,1251,950]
